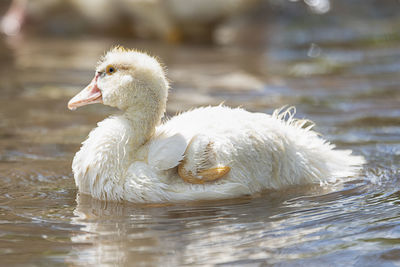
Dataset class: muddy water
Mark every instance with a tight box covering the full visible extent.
[1,2,400,266]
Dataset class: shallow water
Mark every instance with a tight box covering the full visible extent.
[1,1,400,266]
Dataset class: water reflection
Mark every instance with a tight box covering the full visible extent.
[69,186,327,266]
[67,177,400,266]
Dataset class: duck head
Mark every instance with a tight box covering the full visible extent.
[68,47,169,112]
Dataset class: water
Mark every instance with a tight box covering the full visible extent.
[1,1,400,266]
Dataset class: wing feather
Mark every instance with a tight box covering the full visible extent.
[148,133,188,171]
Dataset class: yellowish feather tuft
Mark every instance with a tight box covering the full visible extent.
[97,45,159,67]
[110,45,132,53]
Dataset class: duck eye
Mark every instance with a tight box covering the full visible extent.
[106,65,116,75]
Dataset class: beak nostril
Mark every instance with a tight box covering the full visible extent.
[90,82,101,94]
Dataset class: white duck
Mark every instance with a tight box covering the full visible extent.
[68,47,364,203]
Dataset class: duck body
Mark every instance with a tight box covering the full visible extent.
[68,47,364,203]
[72,105,364,203]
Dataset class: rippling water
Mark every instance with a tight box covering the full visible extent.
[1,1,400,266]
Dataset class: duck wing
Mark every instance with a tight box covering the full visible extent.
[148,133,188,171]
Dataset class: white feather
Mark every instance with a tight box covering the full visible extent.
[72,106,365,203]
[148,133,187,171]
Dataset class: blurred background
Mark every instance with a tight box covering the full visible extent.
[1,0,400,266]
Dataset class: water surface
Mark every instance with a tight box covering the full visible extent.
[1,2,400,266]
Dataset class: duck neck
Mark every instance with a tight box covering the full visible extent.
[123,104,165,148]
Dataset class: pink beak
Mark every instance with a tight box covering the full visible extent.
[68,73,103,110]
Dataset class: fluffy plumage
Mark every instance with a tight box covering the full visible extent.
[69,47,365,203]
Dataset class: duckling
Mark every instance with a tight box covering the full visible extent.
[0,0,60,35]
[1,0,124,36]
[68,47,364,203]
[120,0,261,42]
